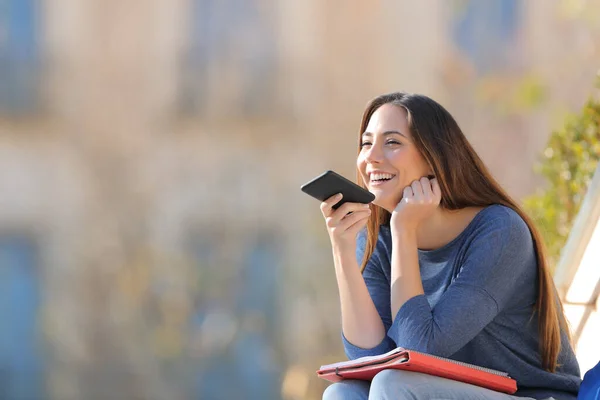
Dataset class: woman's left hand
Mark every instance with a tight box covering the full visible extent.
[390,176,442,232]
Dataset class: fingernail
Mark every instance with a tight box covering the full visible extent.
[337,193,343,199]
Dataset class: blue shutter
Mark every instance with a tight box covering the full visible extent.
[452,0,519,73]
[0,0,40,114]
[230,234,281,399]
[192,232,282,399]
[181,0,277,116]
[0,235,44,399]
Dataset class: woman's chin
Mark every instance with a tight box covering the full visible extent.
[372,198,394,213]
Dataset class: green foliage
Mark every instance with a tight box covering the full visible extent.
[523,79,600,273]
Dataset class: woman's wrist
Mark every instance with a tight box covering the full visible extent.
[332,243,354,258]
[391,224,418,243]
[332,244,358,268]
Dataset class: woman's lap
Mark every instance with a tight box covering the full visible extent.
[322,379,370,400]
[322,370,538,400]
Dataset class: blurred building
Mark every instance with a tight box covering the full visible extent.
[0,0,599,399]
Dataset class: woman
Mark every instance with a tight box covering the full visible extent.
[320,92,581,399]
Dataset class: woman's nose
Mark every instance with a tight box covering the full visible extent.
[364,144,384,163]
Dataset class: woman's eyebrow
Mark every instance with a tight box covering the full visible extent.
[362,130,409,139]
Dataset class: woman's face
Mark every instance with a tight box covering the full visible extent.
[357,103,432,212]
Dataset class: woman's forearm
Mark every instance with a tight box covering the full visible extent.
[332,247,386,349]
[390,228,424,318]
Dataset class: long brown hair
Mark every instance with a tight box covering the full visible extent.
[355,92,569,372]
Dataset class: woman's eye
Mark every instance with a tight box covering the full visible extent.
[387,140,401,145]
[360,142,371,148]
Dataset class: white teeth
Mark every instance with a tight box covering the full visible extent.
[371,173,395,181]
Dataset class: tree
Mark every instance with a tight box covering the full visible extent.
[523,77,600,273]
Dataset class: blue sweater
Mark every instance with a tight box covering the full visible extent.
[343,205,581,399]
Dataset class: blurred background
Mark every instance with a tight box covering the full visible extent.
[1,0,600,399]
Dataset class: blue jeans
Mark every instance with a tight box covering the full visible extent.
[322,370,545,399]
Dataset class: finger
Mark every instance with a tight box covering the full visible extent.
[420,176,433,200]
[336,209,371,231]
[345,211,371,236]
[431,178,442,201]
[409,181,422,204]
[411,179,425,198]
[320,193,343,217]
[403,186,413,200]
[332,202,371,224]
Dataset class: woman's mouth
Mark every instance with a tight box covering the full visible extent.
[369,174,396,187]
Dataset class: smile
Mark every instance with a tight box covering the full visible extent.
[369,175,396,186]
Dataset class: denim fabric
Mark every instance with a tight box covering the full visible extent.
[322,370,559,400]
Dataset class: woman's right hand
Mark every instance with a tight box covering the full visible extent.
[320,193,372,252]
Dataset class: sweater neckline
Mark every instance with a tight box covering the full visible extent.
[417,205,494,257]
[380,205,497,257]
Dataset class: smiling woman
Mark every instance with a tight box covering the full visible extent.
[318,92,582,400]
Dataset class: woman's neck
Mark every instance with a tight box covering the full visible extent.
[415,207,482,251]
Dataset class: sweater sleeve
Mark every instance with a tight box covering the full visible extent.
[387,208,536,358]
[342,229,397,360]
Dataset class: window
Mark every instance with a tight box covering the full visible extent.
[0,0,40,114]
[189,229,283,399]
[230,233,282,399]
[180,0,279,117]
[236,233,280,323]
[0,235,44,399]
[451,0,520,73]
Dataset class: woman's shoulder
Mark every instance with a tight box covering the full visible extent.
[477,203,528,225]
[468,204,532,244]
